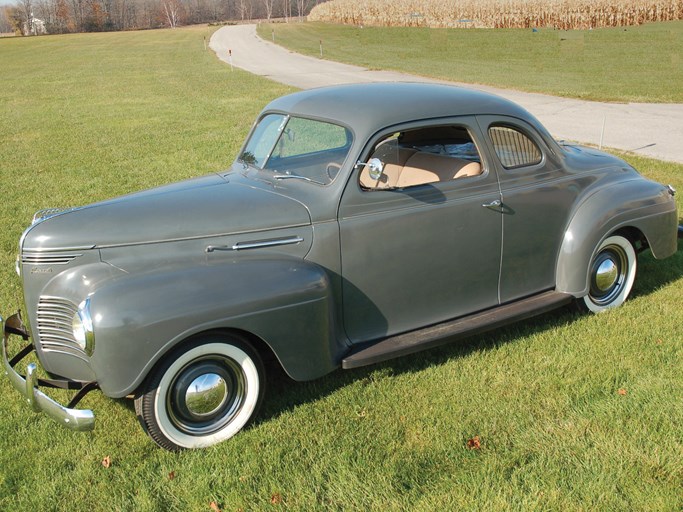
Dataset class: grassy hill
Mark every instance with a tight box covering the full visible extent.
[259,21,683,103]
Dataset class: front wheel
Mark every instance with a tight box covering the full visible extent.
[581,235,637,313]
[135,334,265,451]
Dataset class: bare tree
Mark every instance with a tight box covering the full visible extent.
[4,0,316,34]
[69,0,85,30]
[262,0,274,20]
[16,0,33,34]
[236,0,248,20]
[295,0,306,21]
[160,0,180,27]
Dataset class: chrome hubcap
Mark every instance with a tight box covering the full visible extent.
[589,245,628,306]
[594,259,618,292]
[185,373,228,417]
[167,357,246,435]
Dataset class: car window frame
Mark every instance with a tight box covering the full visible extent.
[355,118,491,194]
[237,110,356,188]
[476,115,552,176]
[487,123,545,171]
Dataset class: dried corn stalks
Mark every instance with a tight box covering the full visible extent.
[308,0,683,29]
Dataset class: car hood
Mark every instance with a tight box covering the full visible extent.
[23,174,311,251]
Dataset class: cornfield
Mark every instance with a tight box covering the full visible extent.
[308,0,683,29]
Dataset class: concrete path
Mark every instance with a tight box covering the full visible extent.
[211,24,683,164]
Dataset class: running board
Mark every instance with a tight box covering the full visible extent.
[342,290,574,369]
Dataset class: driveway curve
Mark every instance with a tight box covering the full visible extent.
[211,24,683,164]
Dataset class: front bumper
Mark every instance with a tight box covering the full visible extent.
[2,312,96,431]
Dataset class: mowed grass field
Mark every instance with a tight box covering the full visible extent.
[1,26,683,511]
[259,21,683,103]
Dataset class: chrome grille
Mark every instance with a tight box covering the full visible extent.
[36,297,87,361]
[22,252,82,265]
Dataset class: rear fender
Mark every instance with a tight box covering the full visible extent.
[556,179,678,296]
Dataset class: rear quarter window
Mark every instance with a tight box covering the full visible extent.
[488,125,542,169]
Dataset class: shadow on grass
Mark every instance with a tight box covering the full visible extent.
[255,244,683,430]
[629,238,683,298]
[255,309,580,431]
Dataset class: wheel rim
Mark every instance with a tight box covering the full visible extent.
[167,356,247,436]
[588,244,628,306]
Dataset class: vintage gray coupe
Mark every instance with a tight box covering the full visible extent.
[2,83,680,450]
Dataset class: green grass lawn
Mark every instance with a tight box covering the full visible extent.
[259,21,683,103]
[1,27,683,511]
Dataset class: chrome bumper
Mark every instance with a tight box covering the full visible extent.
[2,312,95,431]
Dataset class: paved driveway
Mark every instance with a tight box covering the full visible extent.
[211,24,683,164]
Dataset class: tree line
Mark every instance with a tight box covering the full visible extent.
[2,0,321,35]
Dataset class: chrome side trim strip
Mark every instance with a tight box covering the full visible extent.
[206,236,304,253]
[94,222,310,249]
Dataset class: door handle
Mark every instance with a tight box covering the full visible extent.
[482,199,502,210]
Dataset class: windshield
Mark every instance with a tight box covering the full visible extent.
[239,114,353,185]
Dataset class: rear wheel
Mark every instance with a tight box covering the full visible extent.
[581,235,637,313]
[135,333,265,451]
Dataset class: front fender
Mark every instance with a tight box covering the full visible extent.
[87,256,339,397]
[556,179,678,296]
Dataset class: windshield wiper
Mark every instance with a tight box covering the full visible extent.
[273,174,325,185]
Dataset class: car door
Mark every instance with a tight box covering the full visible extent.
[476,115,582,304]
[338,118,503,343]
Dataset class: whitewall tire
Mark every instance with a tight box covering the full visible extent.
[582,235,637,313]
[135,334,265,451]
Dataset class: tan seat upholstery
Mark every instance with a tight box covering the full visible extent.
[397,153,482,187]
[454,160,482,179]
[360,144,482,190]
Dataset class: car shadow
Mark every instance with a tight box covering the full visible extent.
[254,241,683,430]
[629,239,683,299]
[254,306,577,428]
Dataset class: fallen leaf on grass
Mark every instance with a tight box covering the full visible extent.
[271,493,282,505]
[209,501,221,512]
[466,436,481,450]
[101,456,112,468]
[168,471,175,480]
[618,388,627,396]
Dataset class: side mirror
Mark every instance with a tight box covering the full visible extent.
[356,158,384,180]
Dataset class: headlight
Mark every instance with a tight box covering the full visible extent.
[72,298,95,355]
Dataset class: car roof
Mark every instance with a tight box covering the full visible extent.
[262,82,536,133]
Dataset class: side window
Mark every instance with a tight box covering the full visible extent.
[359,125,483,190]
[488,125,542,169]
